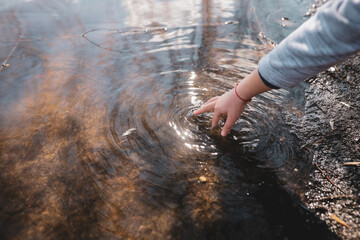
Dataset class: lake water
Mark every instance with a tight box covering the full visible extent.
[0,0,316,239]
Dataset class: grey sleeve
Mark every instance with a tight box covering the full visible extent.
[258,0,360,89]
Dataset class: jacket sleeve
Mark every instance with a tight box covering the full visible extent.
[258,0,360,89]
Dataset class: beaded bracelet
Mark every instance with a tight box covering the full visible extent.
[234,83,252,102]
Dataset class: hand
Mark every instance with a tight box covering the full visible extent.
[193,69,271,136]
[193,88,248,136]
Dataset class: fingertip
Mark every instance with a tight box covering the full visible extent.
[221,130,228,136]
[193,109,202,115]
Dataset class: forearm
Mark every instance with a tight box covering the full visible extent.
[258,0,360,89]
[235,69,272,100]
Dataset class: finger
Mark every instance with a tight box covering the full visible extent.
[197,96,220,111]
[199,97,219,109]
[193,101,217,115]
[211,111,222,128]
[204,96,220,104]
[221,114,239,136]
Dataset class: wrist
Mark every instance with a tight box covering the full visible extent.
[234,83,252,102]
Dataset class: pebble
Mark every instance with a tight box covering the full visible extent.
[199,176,207,183]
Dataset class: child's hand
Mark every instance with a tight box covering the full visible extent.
[194,69,271,136]
[193,89,248,136]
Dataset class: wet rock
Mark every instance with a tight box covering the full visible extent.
[285,53,360,240]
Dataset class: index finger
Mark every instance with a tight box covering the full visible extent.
[193,101,216,115]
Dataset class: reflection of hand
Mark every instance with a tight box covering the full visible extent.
[193,88,248,136]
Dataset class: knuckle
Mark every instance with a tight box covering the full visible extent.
[214,105,222,113]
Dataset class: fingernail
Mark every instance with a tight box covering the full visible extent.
[221,130,226,136]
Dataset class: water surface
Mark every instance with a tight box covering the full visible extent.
[0,0,315,239]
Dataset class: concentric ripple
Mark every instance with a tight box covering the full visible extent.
[81,21,303,237]
[0,0,311,238]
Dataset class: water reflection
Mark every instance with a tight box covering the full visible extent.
[0,0,317,239]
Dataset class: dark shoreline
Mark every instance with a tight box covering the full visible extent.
[285,53,360,240]
[278,1,359,237]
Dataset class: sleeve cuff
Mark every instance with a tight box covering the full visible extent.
[258,69,280,89]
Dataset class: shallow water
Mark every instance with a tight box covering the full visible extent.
[0,0,315,239]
